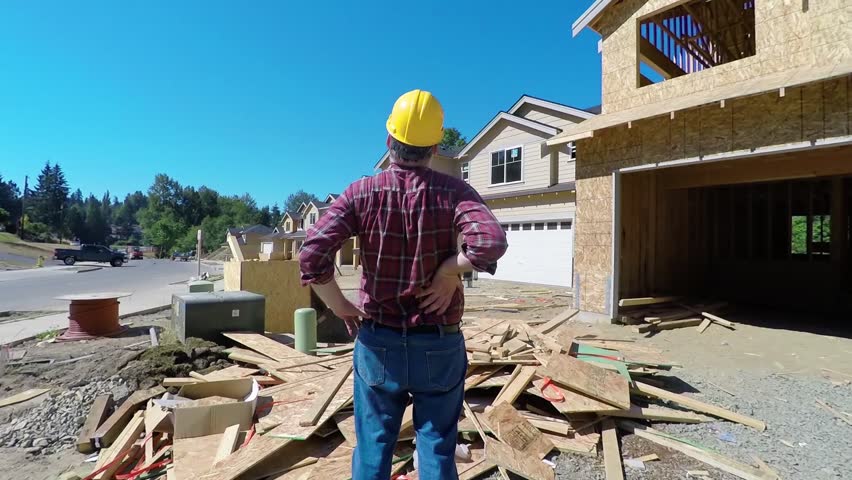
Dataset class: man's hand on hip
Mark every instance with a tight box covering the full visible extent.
[417,267,462,315]
[332,299,368,337]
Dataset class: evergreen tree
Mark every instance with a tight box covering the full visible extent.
[0,175,20,231]
[64,204,86,241]
[271,203,282,226]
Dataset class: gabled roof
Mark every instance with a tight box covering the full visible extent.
[241,224,274,235]
[304,200,330,213]
[507,95,596,120]
[297,202,309,214]
[456,112,560,158]
[282,211,302,221]
[572,0,617,37]
[324,193,340,203]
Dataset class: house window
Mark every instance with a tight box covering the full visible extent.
[285,221,291,231]
[547,222,558,230]
[522,223,532,231]
[491,147,522,185]
[568,142,577,161]
[461,162,470,183]
[299,219,304,229]
[637,0,756,87]
[560,221,572,230]
[510,224,520,231]
[309,213,317,225]
[534,223,545,230]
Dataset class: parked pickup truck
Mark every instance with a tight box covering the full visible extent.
[53,244,128,267]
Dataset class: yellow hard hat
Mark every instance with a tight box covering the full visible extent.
[386,89,444,147]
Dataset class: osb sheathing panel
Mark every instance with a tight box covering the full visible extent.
[224,260,311,333]
[595,0,851,113]
[574,79,852,313]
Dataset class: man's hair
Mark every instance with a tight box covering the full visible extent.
[389,137,433,163]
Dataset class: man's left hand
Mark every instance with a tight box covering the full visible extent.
[417,268,462,315]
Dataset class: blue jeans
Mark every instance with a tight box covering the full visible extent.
[352,321,467,480]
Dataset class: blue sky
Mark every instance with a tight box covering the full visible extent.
[0,1,602,208]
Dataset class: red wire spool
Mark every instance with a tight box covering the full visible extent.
[56,292,131,341]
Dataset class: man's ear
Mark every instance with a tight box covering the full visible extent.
[431,145,438,154]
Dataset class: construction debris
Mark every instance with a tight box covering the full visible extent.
[59,308,783,480]
[621,299,736,335]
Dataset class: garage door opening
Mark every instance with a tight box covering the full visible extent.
[617,145,852,333]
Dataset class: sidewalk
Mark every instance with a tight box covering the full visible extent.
[0,278,223,344]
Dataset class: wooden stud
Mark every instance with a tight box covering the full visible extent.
[93,386,165,448]
[299,365,352,427]
[701,311,736,328]
[632,318,704,333]
[76,394,114,454]
[632,381,766,430]
[697,318,712,333]
[493,366,537,406]
[618,296,678,307]
[93,411,145,480]
[485,440,555,480]
[601,419,625,480]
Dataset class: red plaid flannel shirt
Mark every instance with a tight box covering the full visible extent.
[299,163,508,327]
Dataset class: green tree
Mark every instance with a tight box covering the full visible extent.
[258,205,272,227]
[140,209,186,256]
[271,204,282,226]
[283,190,318,214]
[440,127,467,149]
[29,161,69,233]
[84,196,109,244]
[64,204,86,241]
[0,207,9,225]
[0,175,20,232]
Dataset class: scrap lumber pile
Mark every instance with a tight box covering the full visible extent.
[617,297,738,335]
[76,310,775,480]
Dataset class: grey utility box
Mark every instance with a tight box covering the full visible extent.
[172,291,265,344]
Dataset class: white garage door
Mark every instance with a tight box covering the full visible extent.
[485,220,573,287]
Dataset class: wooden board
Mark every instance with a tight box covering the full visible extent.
[214,424,241,463]
[528,377,617,413]
[223,260,312,333]
[493,365,537,406]
[93,411,145,480]
[0,388,50,408]
[226,347,276,366]
[542,430,600,456]
[600,404,711,423]
[632,381,766,430]
[334,412,357,447]
[633,318,704,333]
[267,376,354,439]
[484,403,554,460]
[702,311,736,328]
[618,296,678,307]
[538,353,631,409]
[534,308,579,334]
[76,394,113,453]
[601,419,625,480]
[458,458,496,480]
[163,378,201,387]
[201,365,259,381]
[223,333,314,364]
[299,365,352,427]
[93,386,165,448]
[618,421,775,480]
[697,318,712,333]
[173,432,224,479]
[485,440,555,480]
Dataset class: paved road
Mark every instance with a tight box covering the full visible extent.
[0,259,222,312]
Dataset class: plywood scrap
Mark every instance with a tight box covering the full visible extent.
[267,375,354,440]
[538,353,631,409]
[702,311,736,329]
[534,308,579,335]
[458,457,496,480]
[200,434,292,480]
[543,430,599,456]
[93,386,165,448]
[93,410,145,480]
[636,453,660,462]
[199,365,259,381]
[483,403,553,459]
[334,412,357,447]
[619,421,775,480]
[493,365,536,406]
[299,365,353,427]
[223,332,313,364]
[0,388,50,408]
[632,381,766,430]
[528,377,617,413]
[601,419,625,480]
[226,347,276,366]
[76,394,113,454]
[485,440,555,480]
[697,318,712,333]
[173,432,225,479]
[214,424,241,463]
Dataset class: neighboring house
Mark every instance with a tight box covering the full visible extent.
[273,194,357,266]
[377,95,596,287]
[227,224,274,260]
[548,0,852,320]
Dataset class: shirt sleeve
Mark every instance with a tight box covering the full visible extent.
[299,187,358,286]
[454,183,508,275]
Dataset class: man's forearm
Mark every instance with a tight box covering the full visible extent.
[437,252,476,276]
[311,279,348,311]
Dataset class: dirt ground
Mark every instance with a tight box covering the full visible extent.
[2,274,850,479]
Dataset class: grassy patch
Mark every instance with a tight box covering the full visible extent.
[36,328,60,341]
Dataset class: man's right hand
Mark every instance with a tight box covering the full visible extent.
[332,300,368,337]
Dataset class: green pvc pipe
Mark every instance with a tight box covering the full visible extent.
[294,308,317,355]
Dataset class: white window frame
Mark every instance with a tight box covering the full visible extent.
[568,141,577,161]
[461,162,470,183]
[489,145,524,186]
[309,213,317,225]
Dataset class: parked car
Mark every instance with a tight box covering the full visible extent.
[53,244,128,267]
[130,248,144,260]
[171,250,195,261]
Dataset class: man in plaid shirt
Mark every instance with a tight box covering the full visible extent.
[300,89,507,479]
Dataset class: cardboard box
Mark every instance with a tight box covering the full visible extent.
[172,378,259,439]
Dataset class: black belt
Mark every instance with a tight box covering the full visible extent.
[371,321,460,335]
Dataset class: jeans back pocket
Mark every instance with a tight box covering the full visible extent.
[425,343,466,392]
[354,338,387,387]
